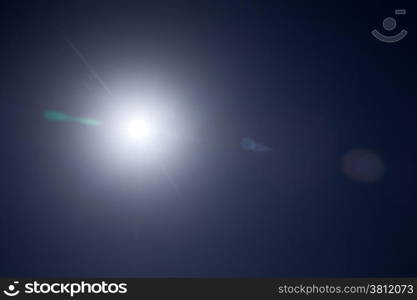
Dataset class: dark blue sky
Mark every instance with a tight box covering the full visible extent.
[1,0,416,277]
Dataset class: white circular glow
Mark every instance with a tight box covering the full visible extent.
[97,84,196,176]
[126,119,151,139]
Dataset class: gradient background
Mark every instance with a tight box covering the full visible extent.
[1,0,416,277]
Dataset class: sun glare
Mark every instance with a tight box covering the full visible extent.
[125,119,153,141]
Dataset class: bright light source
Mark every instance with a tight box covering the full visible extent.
[124,119,155,143]
[126,119,152,140]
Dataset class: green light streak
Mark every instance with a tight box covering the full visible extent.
[43,110,102,126]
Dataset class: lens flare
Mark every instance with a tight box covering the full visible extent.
[44,110,102,126]
[343,149,385,183]
[126,119,152,140]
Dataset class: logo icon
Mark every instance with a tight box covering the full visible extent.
[3,281,20,297]
[371,9,408,43]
